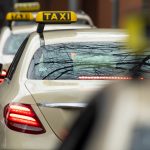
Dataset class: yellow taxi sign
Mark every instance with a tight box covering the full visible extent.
[6,12,34,21]
[14,2,40,12]
[36,11,77,24]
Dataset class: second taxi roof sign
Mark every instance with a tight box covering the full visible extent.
[6,12,34,21]
[36,11,77,24]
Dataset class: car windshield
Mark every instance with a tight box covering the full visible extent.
[27,42,150,80]
[3,33,28,55]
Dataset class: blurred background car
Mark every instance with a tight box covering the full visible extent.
[0,12,36,72]
[57,80,150,150]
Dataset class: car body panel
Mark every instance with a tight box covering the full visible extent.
[25,79,113,139]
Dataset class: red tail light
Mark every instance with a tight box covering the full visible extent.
[4,103,46,134]
[0,70,7,83]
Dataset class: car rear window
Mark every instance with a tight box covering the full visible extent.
[27,42,150,80]
[3,33,28,55]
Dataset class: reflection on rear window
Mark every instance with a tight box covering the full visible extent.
[3,33,28,55]
[27,42,150,80]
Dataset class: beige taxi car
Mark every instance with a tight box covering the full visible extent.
[0,11,138,149]
[58,80,150,150]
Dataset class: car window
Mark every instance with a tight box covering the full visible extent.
[3,33,28,55]
[27,42,150,80]
[6,36,29,80]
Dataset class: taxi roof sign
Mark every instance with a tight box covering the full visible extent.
[6,12,34,21]
[36,11,77,24]
[14,2,40,12]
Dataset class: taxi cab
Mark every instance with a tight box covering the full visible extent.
[0,11,92,81]
[0,11,138,149]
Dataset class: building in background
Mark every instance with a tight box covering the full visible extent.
[39,0,142,28]
[0,0,143,28]
[0,0,14,28]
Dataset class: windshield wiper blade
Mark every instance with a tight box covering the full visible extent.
[42,65,73,80]
[55,69,72,79]
[130,55,150,78]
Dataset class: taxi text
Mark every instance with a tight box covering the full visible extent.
[43,12,71,22]
[9,13,32,20]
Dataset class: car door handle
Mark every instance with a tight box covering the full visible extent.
[37,102,87,109]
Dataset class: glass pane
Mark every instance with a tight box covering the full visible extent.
[3,33,28,55]
[27,42,150,80]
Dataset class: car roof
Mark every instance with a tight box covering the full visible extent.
[42,28,127,45]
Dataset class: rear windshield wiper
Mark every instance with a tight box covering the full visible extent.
[130,55,150,78]
[42,65,73,80]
